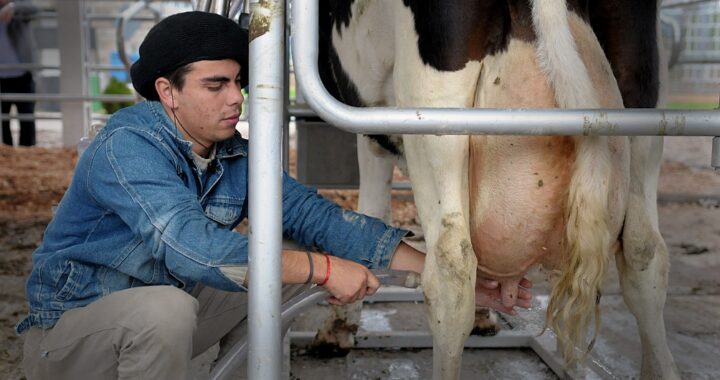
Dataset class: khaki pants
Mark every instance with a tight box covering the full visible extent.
[22,284,305,380]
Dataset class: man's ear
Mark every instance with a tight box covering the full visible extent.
[155,77,176,109]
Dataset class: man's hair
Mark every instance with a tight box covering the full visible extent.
[166,63,193,91]
[130,11,248,100]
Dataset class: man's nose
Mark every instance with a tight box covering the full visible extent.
[229,84,244,106]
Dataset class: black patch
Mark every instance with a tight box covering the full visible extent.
[325,0,354,34]
[367,134,402,156]
[402,0,511,71]
[318,0,364,108]
[680,243,710,255]
[507,0,536,42]
[567,0,591,20]
[589,0,659,108]
[319,0,399,157]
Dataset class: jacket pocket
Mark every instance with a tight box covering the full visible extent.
[204,195,244,226]
[54,261,86,301]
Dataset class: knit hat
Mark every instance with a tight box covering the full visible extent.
[130,11,249,100]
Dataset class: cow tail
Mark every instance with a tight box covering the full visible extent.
[531,0,612,366]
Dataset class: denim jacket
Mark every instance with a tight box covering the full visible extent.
[16,101,407,334]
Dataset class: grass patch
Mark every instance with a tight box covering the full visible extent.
[667,101,718,110]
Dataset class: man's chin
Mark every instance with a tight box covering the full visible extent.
[217,128,237,141]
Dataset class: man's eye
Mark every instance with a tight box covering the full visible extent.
[208,85,223,91]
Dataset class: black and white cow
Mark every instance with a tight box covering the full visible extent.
[314,0,679,378]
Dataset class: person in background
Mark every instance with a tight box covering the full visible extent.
[0,0,38,146]
[16,11,532,379]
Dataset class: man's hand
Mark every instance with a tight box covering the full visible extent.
[321,256,381,306]
[475,276,533,315]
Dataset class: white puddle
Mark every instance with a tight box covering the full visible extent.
[359,309,397,332]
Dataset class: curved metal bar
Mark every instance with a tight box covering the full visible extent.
[228,0,247,21]
[208,287,326,380]
[660,13,685,69]
[115,1,161,79]
[291,0,720,136]
[208,269,420,380]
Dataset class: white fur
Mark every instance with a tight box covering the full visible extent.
[531,0,598,108]
[330,0,396,105]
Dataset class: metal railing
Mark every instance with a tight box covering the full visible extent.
[291,0,718,137]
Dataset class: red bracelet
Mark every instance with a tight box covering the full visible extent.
[318,254,331,286]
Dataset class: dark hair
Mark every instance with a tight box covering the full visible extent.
[166,63,193,91]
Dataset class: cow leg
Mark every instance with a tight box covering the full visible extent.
[618,136,680,379]
[308,299,361,357]
[391,2,485,375]
[357,135,397,223]
[309,135,397,354]
[403,135,477,380]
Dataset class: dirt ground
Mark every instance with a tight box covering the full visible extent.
[1,138,719,379]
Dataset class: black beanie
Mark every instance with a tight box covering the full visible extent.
[130,11,249,100]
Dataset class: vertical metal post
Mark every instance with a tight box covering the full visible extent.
[282,0,291,172]
[210,0,230,16]
[247,0,285,379]
[56,0,89,147]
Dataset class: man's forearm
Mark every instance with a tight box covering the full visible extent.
[243,242,425,289]
[388,241,425,274]
[242,250,327,288]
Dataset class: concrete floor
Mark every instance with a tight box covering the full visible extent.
[193,201,720,379]
[188,136,720,379]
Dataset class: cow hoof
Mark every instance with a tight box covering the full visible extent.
[306,342,351,358]
[470,307,501,336]
[308,320,359,358]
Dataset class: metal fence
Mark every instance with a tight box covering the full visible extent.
[1,0,718,147]
[662,0,720,95]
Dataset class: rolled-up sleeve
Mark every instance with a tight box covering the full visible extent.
[280,173,408,269]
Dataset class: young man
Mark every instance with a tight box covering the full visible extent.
[17,11,531,379]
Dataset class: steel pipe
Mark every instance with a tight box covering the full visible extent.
[291,0,720,136]
[210,0,230,16]
[0,63,58,71]
[247,0,285,379]
[661,0,719,9]
[0,93,135,102]
[195,0,212,12]
[228,0,247,20]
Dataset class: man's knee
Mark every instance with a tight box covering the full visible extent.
[133,286,198,336]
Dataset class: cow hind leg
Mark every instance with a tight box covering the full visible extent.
[470,306,500,336]
[357,135,397,224]
[309,136,397,355]
[618,136,680,379]
[308,301,362,357]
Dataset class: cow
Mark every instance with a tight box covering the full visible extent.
[312,0,680,379]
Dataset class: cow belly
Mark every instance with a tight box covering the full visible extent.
[469,136,575,279]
